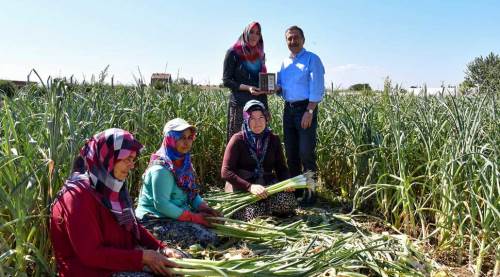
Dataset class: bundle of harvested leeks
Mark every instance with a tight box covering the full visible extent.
[206,173,314,217]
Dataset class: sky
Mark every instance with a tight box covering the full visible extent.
[1,0,499,89]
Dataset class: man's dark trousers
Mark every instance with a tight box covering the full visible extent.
[283,100,318,205]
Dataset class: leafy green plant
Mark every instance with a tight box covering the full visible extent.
[463,52,500,93]
[0,73,498,275]
[348,83,372,91]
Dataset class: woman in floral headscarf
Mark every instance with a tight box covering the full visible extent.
[50,128,182,277]
[223,21,272,142]
[135,118,220,248]
[221,100,298,221]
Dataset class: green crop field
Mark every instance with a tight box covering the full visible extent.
[1,74,498,276]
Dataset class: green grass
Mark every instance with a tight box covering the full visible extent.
[0,76,498,276]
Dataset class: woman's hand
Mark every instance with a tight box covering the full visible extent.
[284,187,295,192]
[191,213,212,227]
[249,86,262,96]
[198,202,222,217]
[143,249,178,276]
[274,86,282,95]
[264,88,277,95]
[178,210,211,227]
[198,202,223,218]
[250,184,268,199]
[162,247,185,259]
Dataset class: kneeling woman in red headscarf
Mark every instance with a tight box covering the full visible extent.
[50,128,182,277]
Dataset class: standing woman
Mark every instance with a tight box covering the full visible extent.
[223,21,269,142]
[135,118,220,248]
[50,128,181,277]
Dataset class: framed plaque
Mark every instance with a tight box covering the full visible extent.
[259,73,276,91]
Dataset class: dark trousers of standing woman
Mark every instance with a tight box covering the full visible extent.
[227,102,244,142]
[283,100,318,205]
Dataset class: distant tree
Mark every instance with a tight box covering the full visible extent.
[175,77,191,85]
[0,80,16,98]
[463,52,500,93]
[349,83,372,91]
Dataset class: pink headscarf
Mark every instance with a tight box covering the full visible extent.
[231,21,267,74]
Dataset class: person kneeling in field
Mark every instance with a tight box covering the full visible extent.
[135,118,220,248]
[50,128,182,277]
[221,100,298,221]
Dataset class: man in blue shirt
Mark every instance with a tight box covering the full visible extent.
[277,25,325,206]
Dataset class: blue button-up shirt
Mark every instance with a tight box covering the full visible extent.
[277,48,325,103]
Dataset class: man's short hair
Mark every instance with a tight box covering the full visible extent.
[286,25,305,41]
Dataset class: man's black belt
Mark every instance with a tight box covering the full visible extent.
[285,99,309,108]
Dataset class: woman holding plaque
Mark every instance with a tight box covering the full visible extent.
[223,21,271,142]
[221,100,297,221]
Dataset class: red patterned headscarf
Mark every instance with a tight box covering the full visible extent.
[79,128,143,238]
[232,21,267,74]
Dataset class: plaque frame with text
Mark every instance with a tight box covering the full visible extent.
[259,73,276,92]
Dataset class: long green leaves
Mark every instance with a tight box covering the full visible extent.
[1,77,498,275]
[206,174,311,216]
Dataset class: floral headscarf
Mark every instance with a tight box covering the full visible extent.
[232,21,267,75]
[148,128,200,202]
